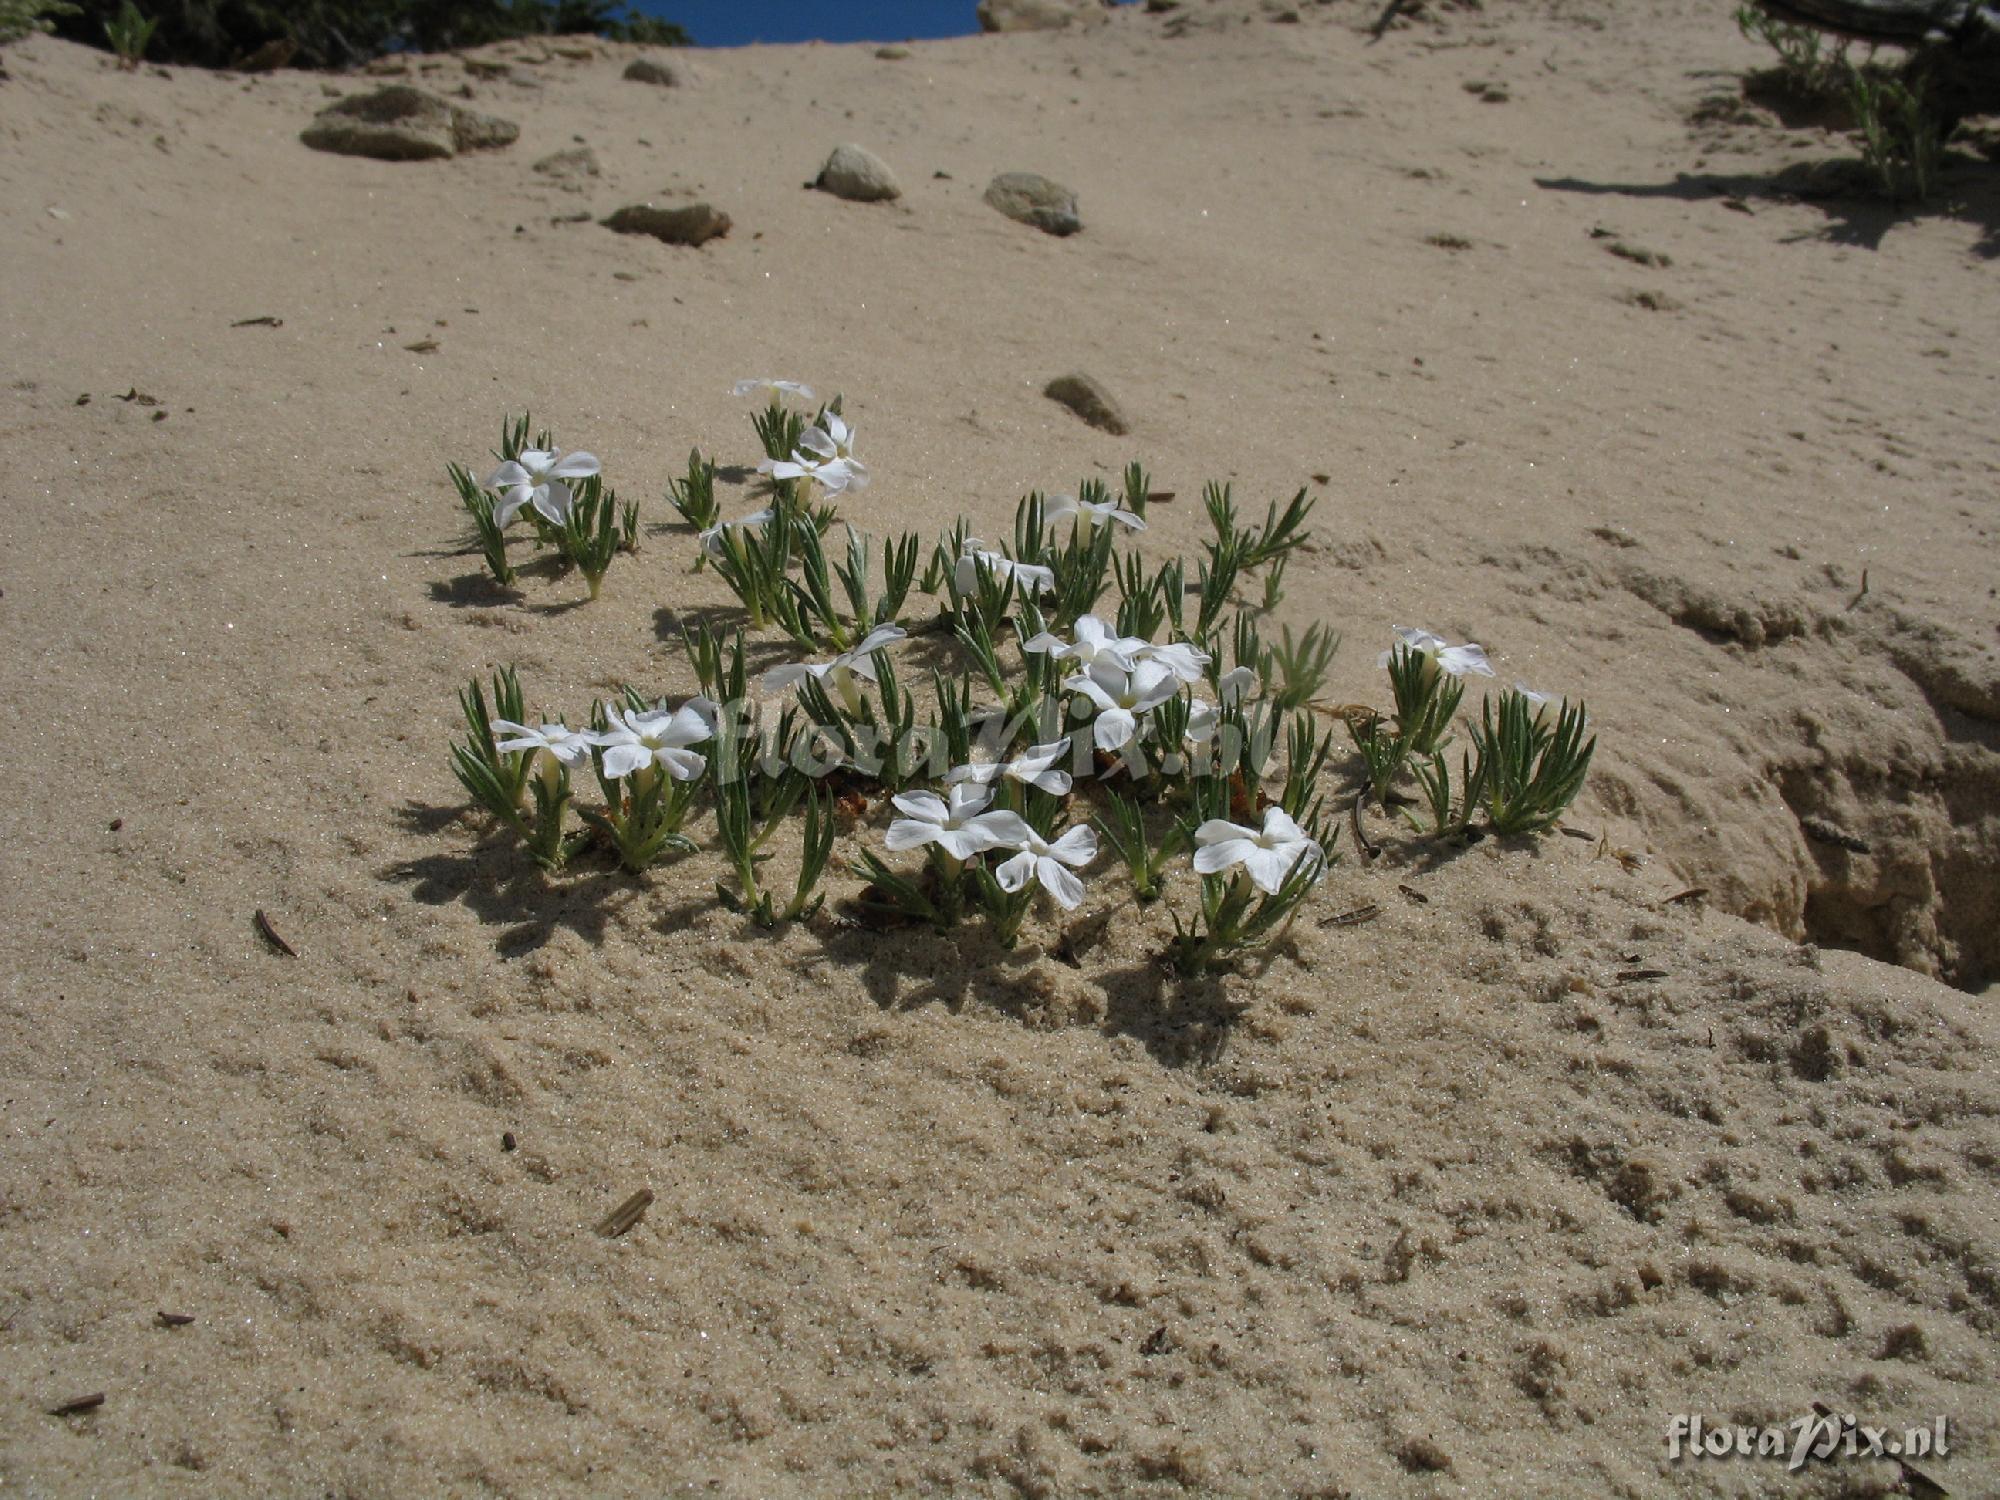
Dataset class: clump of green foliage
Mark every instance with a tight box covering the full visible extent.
[0,0,78,46]
[1735,1,1952,203]
[1735,2,1849,102]
[1846,64,1944,201]
[103,0,154,64]
[50,0,689,71]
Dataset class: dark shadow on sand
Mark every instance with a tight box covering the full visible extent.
[1535,151,1999,257]
[385,805,635,954]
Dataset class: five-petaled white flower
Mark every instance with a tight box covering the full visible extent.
[1067,659,1181,751]
[732,378,816,401]
[994,825,1098,910]
[884,784,1030,861]
[761,623,905,716]
[816,413,869,491]
[955,539,1056,598]
[1022,613,1137,673]
[1377,625,1495,686]
[1043,492,1145,538]
[1133,638,1211,685]
[699,506,775,558]
[944,737,1075,796]
[484,447,600,528]
[764,415,869,497]
[592,702,712,782]
[490,718,595,770]
[1175,670,1256,763]
[1512,682,1576,733]
[1217,664,1257,704]
[762,442,850,495]
[1184,698,1221,749]
[1193,807,1324,895]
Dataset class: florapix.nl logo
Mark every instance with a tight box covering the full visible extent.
[1667,1408,1949,1477]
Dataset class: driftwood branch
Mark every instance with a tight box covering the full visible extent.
[1759,0,1998,44]
[1758,0,2000,120]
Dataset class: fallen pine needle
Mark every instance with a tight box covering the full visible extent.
[1319,903,1381,928]
[253,909,298,957]
[597,1189,654,1238]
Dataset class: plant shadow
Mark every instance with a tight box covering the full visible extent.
[653,602,756,645]
[384,809,632,954]
[1534,152,2000,257]
[817,913,1246,1068]
[428,572,522,608]
[522,593,591,618]
[1374,828,1488,877]
[826,921,1003,1015]
[1096,957,1246,1068]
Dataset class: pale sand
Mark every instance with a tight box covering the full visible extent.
[1,0,1996,1492]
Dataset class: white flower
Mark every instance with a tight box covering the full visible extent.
[1133,639,1211,685]
[954,539,1056,598]
[732,378,816,401]
[683,694,723,735]
[763,416,868,497]
[490,718,595,770]
[1043,492,1145,537]
[1193,807,1323,895]
[817,413,870,492]
[761,622,905,715]
[1184,698,1221,747]
[1175,668,1260,761]
[1021,613,1138,673]
[1377,625,1495,684]
[944,737,1075,796]
[699,506,775,558]
[1513,682,1578,734]
[762,443,856,496]
[484,447,600,528]
[1066,659,1181,751]
[592,702,711,782]
[884,784,1030,861]
[994,825,1098,910]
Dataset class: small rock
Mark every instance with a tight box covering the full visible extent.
[300,85,518,161]
[815,143,901,203]
[623,56,688,87]
[602,201,731,247]
[1607,240,1671,269]
[447,104,518,153]
[978,0,1103,31]
[533,145,601,182]
[875,45,911,59]
[1621,289,1682,313]
[1044,372,1127,434]
[235,38,296,72]
[985,171,1080,236]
